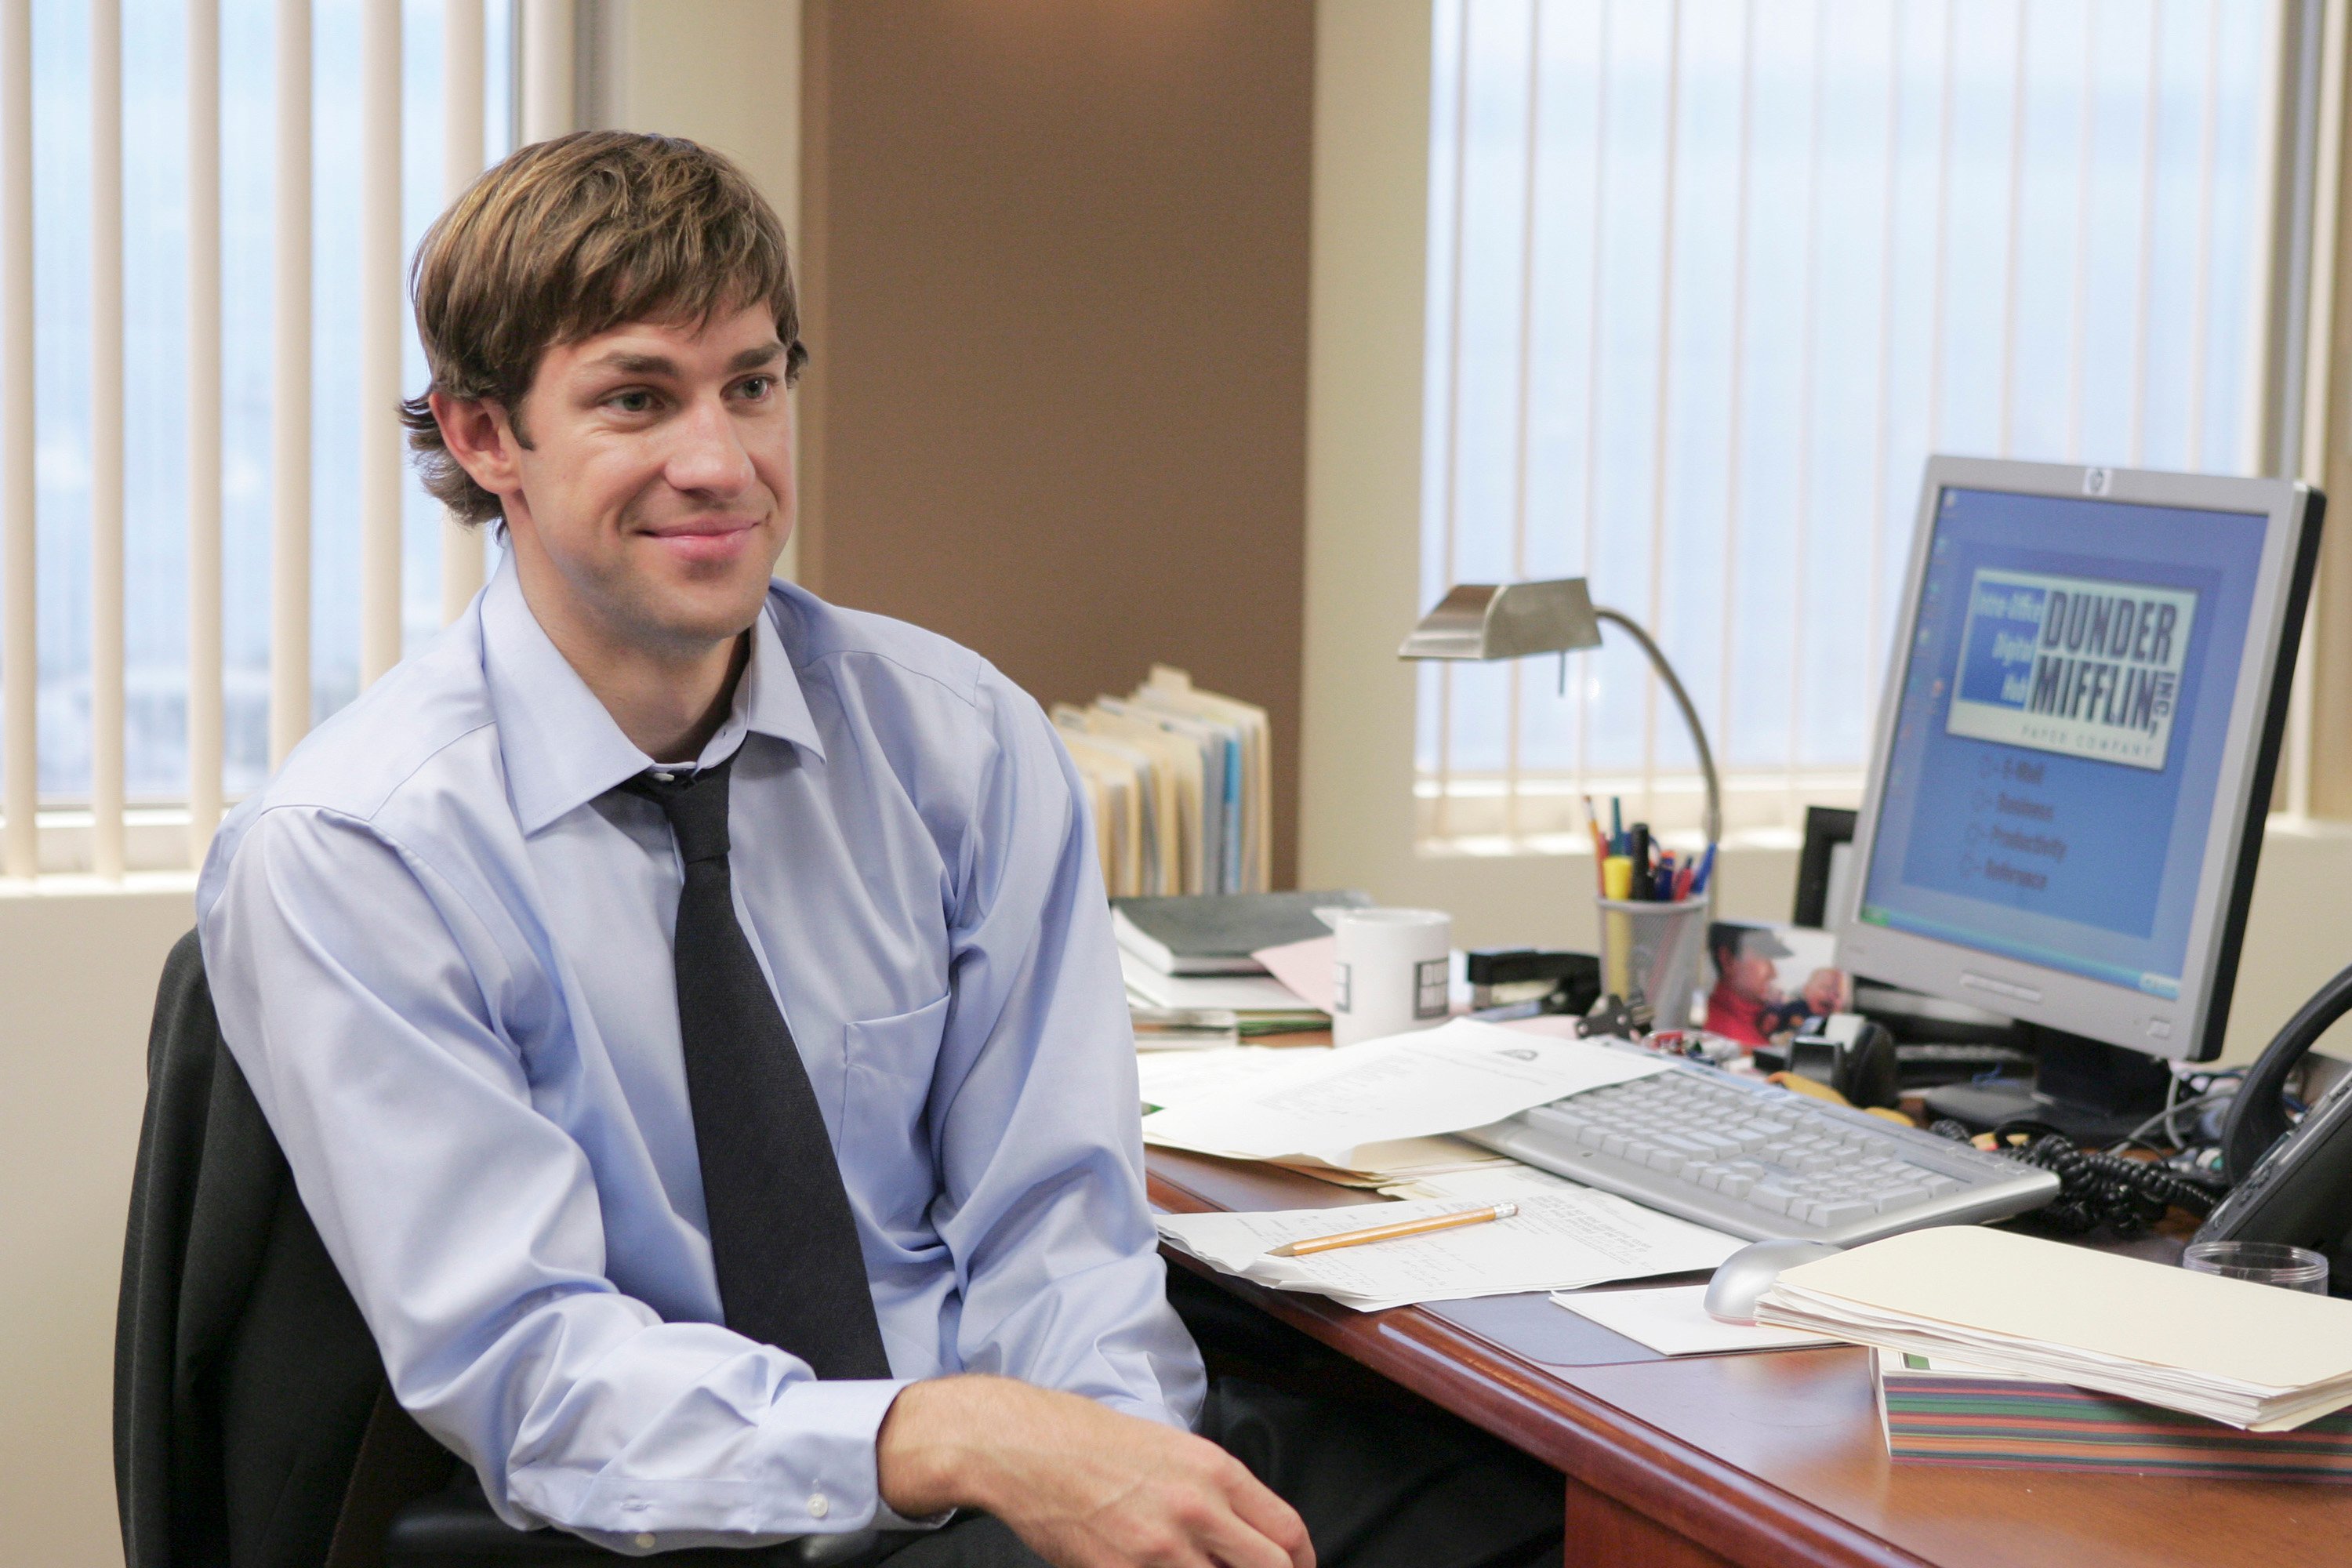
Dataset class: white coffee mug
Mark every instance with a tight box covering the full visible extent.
[1330,908,1452,1047]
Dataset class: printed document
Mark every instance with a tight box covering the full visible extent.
[1138,1018,1666,1166]
[1381,1162,1588,1203]
[1137,1047,1306,1113]
[1156,1192,1742,1311]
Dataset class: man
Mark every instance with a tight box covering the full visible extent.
[198,132,1558,1567]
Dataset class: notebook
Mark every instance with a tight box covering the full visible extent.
[1112,890,1370,975]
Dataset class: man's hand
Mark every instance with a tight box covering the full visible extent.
[877,1374,1312,1568]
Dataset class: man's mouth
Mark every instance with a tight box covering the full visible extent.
[642,517,760,564]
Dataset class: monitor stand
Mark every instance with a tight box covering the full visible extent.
[1917,1026,2173,1145]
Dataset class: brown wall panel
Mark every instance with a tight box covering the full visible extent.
[800,0,1314,886]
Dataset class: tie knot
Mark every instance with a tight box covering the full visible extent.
[622,756,734,863]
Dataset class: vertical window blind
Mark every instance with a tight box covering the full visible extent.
[0,0,514,879]
[1418,0,2296,851]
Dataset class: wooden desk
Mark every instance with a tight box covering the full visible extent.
[1148,1147,2352,1568]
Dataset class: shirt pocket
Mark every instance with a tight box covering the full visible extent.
[842,993,951,1229]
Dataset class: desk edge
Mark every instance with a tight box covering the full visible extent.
[1149,1163,1934,1568]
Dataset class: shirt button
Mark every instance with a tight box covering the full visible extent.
[633,1532,657,1549]
[652,771,675,783]
[807,1494,829,1519]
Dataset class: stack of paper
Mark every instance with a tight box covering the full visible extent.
[1055,666,1271,897]
[1156,1193,1744,1310]
[1137,1047,1519,1185]
[1112,890,1368,975]
[1137,1047,1312,1112]
[1138,1018,1668,1171]
[1119,951,1328,1034]
[1755,1225,2352,1432]
[1280,1135,1514,1189]
[1381,1162,1586,1203]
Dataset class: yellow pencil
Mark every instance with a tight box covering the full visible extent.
[1266,1203,1520,1258]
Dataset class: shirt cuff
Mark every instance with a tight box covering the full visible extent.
[525,1377,921,1549]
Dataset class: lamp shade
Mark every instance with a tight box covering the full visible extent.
[1396,578,1602,662]
[1399,577,1722,847]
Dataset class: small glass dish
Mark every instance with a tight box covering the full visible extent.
[2181,1240,2329,1294]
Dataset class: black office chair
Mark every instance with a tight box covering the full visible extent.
[114,931,878,1566]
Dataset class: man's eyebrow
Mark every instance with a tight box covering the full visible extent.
[585,350,678,376]
[579,343,782,377]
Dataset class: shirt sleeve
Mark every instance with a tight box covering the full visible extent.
[199,805,924,1552]
[923,672,1209,1429]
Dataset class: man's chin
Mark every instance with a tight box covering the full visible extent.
[626,579,775,654]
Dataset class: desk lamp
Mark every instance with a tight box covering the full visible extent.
[1398,579,1722,848]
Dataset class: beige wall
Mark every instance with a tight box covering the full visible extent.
[589,0,799,210]
[0,885,198,1567]
[797,0,1316,886]
[1299,0,2352,1066]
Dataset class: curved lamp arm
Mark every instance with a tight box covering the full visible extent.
[1592,606,1722,849]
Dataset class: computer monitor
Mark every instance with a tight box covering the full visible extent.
[1833,457,2322,1138]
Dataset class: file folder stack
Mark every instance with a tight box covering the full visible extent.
[1054,666,1271,898]
[1755,1225,2352,1432]
[1874,1350,2352,1479]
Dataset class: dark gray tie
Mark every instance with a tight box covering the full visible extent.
[622,755,891,1379]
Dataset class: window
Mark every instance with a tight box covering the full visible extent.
[1,0,514,874]
[1417,0,2294,851]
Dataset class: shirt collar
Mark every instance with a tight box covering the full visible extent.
[481,559,827,837]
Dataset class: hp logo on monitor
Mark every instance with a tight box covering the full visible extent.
[2083,467,2112,496]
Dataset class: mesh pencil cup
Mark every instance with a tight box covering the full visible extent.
[1595,897,1709,1031]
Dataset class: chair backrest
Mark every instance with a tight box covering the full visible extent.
[114,930,454,1568]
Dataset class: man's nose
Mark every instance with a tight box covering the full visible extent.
[665,395,757,496]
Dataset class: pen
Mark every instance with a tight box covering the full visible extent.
[1628,823,1652,900]
[1691,841,1717,897]
[1582,796,1610,893]
[1266,1203,1520,1258]
[1610,796,1624,846]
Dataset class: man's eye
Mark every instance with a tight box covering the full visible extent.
[737,375,774,400]
[610,390,655,414]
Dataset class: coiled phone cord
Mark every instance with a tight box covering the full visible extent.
[1929,1119,2218,1236]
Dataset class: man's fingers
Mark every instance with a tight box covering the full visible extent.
[1192,1504,1299,1568]
[1221,1467,1314,1568]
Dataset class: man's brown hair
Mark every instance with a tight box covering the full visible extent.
[400,130,804,526]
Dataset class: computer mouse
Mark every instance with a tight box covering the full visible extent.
[1702,1239,1846,1324]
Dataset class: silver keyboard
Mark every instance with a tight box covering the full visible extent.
[1462,1057,2059,1246]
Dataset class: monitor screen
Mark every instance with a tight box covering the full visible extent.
[1854,485,2271,1006]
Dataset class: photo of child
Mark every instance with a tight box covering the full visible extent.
[1704,921,1851,1046]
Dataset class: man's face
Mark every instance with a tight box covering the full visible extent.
[484,303,794,660]
[1719,949,1779,1002]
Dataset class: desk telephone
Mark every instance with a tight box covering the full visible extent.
[2199,962,2352,1294]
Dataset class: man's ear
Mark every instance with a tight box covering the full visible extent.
[430,391,524,502]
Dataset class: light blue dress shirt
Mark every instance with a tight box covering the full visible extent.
[196,561,1203,1552]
